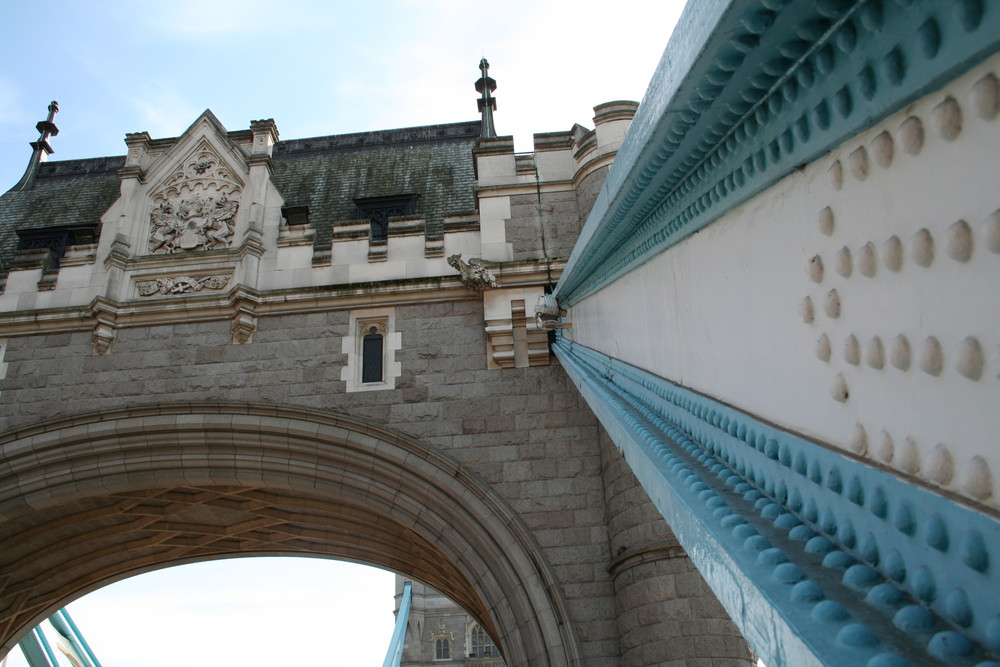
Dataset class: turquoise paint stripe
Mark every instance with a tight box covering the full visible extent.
[556,0,1000,306]
[382,580,412,667]
[554,337,1000,667]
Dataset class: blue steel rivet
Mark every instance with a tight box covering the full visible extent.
[924,514,949,552]
[789,525,816,542]
[945,588,974,628]
[955,0,985,32]
[806,536,835,555]
[986,616,1000,653]
[893,605,936,632]
[866,654,911,667]
[928,631,974,658]
[823,550,855,570]
[744,535,772,553]
[775,513,801,531]
[812,600,850,622]
[917,18,942,59]
[859,534,880,565]
[870,486,888,519]
[838,623,880,647]
[844,564,880,591]
[774,562,807,584]
[893,502,916,535]
[758,547,789,566]
[960,530,988,572]
[883,550,906,582]
[791,580,825,602]
[866,583,904,608]
[732,524,758,540]
[912,566,937,603]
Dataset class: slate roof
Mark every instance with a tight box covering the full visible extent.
[271,121,480,247]
[0,120,481,265]
[0,157,123,265]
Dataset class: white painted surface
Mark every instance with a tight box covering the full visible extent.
[569,56,1000,508]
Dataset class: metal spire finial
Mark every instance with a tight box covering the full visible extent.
[475,58,497,139]
[12,100,60,192]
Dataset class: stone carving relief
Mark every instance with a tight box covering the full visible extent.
[447,254,500,292]
[148,141,243,254]
[136,275,230,296]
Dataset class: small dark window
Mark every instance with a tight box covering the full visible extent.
[355,194,419,242]
[15,225,97,268]
[435,638,450,660]
[361,326,384,383]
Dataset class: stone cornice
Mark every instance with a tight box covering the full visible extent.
[556,0,1000,305]
[0,260,563,337]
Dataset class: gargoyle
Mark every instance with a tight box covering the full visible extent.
[447,254,500,293]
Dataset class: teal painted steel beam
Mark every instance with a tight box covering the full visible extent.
[49,609,102,667]
[554,336,1000,667]
[18,628,58,667]
[382,581,412,667]
[556,0,1000,306]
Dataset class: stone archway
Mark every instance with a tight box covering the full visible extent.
[0,403,582,666]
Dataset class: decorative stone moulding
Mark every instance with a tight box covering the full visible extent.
[136,275,231,296]
[147,140,243,255]
[556,0,1000,307]
[555,338,1000,667]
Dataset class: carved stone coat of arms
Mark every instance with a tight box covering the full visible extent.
[149,195,237,253]
[147,142,242,254]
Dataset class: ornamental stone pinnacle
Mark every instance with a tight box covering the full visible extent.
[476,58,497,139]
[12,101,59,192]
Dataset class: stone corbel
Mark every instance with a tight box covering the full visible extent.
[483,288,550,370]
[91,303,117,355]
[231,298,257,344]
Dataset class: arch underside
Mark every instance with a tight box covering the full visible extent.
[0,403,580,665]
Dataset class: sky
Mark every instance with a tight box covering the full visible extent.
[0,1,686,665]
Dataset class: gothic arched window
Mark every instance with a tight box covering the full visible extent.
[361,325,384,383]
[470,624,497,658]
[435,638,450,660]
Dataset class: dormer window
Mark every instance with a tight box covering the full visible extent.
[355,194,419,242]
[15,224,98,268]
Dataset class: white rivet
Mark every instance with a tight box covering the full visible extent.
[824,289,841,318]
[848,146,869,181]
[870,131,894,168]
[865,336,884,369]
[946,220,973,262]
[807,255,825,283]
[925,443,954,486]
[830,374,849,402]
[982,209,1000,254]
[816,334,832,362]
[889,334,911,371]
[849,423,868,455]
[909,228,934,267]
[918,336,943,376]
[897,437,920,475]
[858,242,877,277]
[844,335,860,365]
[835,247,852,277]
[829,160,843,190]
[818,207,835,236]
[799,297,815,324]
[898,116,924,155]
[931,96,962,142]
[970,73,999,120]
[955,336,984,381]
[960,455,993,501]
[876,430,894,464]
[883,235,903,272]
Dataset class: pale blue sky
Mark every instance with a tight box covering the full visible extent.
[0,1,686,664]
